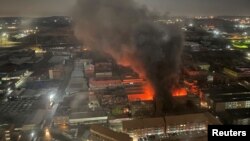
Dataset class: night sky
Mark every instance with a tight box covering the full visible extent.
[0,0,249,17]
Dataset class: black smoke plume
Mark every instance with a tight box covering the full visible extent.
[73,0,183,114]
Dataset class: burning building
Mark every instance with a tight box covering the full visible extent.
[89,77,122,91]
[73,0,184,114]
[172,88,187,97]
[120,66,154,101]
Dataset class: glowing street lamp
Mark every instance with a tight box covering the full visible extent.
[188,23,193,27]
[45,128,51,138]
[2,32,9,39]
[242,32,248,36]
[213,30,220,35]
[49,94,54,101]
[2,32,7,37]
[247,52,250,57]
[1,32,9,42]
[30,131,35,138]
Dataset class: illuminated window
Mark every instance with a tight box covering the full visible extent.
[245,101,250,108]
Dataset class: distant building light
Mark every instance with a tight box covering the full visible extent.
[7,26,16,29]
[49,94,54,101]
[45,128,50,137]
[226,45,231,49]
[247,52,250,57]
[213,30,220,35]
[181,27,187,31]
[31,132,35,137]
[2,32,7,37]
[188,23,193,27]
[239,24,246,29]
[1,32,9,39]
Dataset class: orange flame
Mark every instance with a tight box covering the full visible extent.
[128,82,154,101]
[172,88,187,97]
[104,46,146,78]
[143,82,154,100]
[105,47,154,101]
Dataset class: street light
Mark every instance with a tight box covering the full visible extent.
[242,32,248,36]
[49,93,55,108]
[247,52,250,57]
[49,94,54,101]
[2,32,7,37]
[213,30,220,35]
[188,23,193,27]
[45,128,51,138]
[30,131,35,138]
[1,32,9,45]
[2,32,9,40]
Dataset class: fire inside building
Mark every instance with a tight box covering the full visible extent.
[123,77,154,101]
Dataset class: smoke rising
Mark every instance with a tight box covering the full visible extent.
[73,0,183,114]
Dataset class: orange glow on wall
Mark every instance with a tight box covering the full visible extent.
[172,88,187,97]
[115,55,154,101]
[128,83,154,101]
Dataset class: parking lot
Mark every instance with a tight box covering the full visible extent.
[0,100,35,113]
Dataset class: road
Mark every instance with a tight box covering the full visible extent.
[37,60,74,141]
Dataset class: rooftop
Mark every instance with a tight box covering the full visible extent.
[210,93,250,102]
[69,110,107,120]
[122,117,165,131]
[0,63,20,73]
[90,124,132,141]
[122,112,221,130]
[164,112,221,125]
[204,84,250,95]
[225,108,250,119]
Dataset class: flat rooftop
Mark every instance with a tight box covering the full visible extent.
[165,136,207,141]
[122,112,221,131]
[122,117,165,131]
[204,84,250,95]
[164,112,221,125]
[225,108,250,119]
[210,93,250,102]
[204,84,250,102]
[228,67,250,73]
[90,124,132,141]
[69,110,107,120]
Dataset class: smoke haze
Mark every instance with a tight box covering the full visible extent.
[73,0,183,114]
[1,0,250,17]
